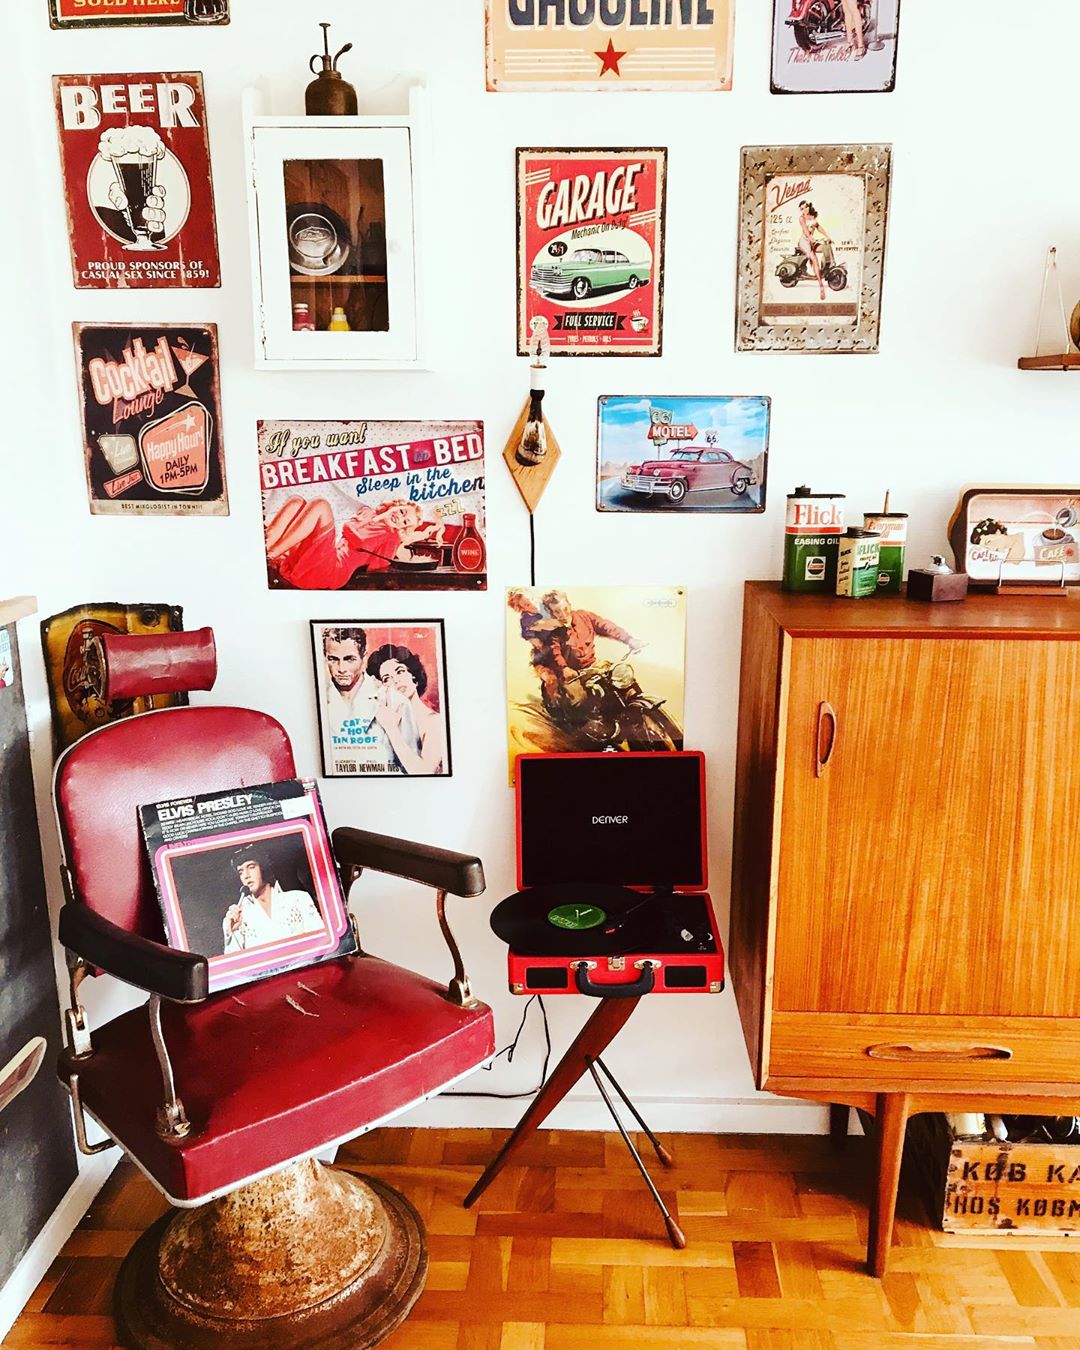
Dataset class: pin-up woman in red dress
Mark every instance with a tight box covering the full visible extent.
[265,497,432,590]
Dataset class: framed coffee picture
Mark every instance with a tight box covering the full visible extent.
[735,144,891,354]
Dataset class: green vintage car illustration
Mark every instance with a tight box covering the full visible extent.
[530,246,651,301]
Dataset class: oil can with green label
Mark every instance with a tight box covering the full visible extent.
[836,528,882,598]
[863,498,908,594]
[783,486,846,593]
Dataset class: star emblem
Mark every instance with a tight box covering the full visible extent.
[595,39,627,77]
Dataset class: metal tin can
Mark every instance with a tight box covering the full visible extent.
[783,487,846,592]
[836,528,881,598]
[863,511,908,594]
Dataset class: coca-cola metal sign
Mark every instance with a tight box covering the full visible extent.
[49,0,228,28]
[54,73,220,289]
[73,322,228,515]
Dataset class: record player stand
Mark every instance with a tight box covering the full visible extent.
[463,994,687,1248]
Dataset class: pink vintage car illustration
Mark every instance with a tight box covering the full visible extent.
[621,447,755,504]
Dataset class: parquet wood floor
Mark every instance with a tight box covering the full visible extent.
[10,1128,1080,1349]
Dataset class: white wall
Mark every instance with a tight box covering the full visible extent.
[4,0,1080,1149]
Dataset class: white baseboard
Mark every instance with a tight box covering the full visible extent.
[397,1092,844,1134]
[0,1152,118,1345]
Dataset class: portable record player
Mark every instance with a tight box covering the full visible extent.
[492,750,724,997]
[467,751,725,1249]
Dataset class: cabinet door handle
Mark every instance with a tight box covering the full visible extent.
[815,701,837,778]
[865,1043,1014,1063]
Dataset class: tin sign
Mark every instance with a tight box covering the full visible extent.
[49,0,228,27]
[73,323,228,516]
[54,73,221,289]
[486,0,734,91]
[518,148,667,356]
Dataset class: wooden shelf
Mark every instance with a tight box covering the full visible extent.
[290,274,387,286]
[1017,352,1080,371]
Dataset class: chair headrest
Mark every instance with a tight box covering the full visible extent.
[93,629,217,702]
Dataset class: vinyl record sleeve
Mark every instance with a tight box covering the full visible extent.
[140,778,355,993]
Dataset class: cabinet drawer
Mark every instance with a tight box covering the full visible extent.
[767,1013,1080,1087]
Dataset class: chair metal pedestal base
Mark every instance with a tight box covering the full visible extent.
[114,1161,427,1349]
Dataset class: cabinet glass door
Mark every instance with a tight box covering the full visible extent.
[253,126,417,365]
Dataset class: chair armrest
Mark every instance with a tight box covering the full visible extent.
[59,904,209,1004]
[332,827,485,898]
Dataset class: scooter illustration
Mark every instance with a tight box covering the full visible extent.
[775,238,847,292]
[786,0,874,52]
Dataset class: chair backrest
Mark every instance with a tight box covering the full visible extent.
[53,705,296,941]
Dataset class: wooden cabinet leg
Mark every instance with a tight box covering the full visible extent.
[867,1092,910,1278]
[829,1103,850,1148]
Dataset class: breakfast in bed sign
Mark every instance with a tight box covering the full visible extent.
[258,420,487,592]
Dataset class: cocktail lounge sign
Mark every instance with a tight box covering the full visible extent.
[486,0,734,90]
[49,0,228,27]
[53,73,221,289]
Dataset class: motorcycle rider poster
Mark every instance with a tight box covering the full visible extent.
[518,149,667,356]
[597,395,769,514]
[504,585,686,782]
[772,0,900,94]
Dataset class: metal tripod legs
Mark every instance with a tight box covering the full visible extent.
[585,1055,686,1250]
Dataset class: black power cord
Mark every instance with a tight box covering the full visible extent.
[447,993,552,1100]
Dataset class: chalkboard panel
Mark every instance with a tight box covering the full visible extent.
[0,620,78,1288]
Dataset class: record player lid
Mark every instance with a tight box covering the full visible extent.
[515,751,707,892]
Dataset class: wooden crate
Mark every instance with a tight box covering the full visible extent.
[908,1113,1080,1235]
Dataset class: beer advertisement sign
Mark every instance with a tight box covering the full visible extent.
[259,420,487,592]
[73,323,228,516]
[486,0,734,91]
[518,149,666,356]
[49,0,229,27]
[53,73,221,289]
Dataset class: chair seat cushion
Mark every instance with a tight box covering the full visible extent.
[70,956,494,1204]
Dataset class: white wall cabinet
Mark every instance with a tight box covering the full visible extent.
[245,90,425,370]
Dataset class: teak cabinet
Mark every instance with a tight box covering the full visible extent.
[730,582,1080,1273]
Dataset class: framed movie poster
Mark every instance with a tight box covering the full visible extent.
[311,621,451,778]
[505,585,686,781]
[486,0,734,92]
[49,0,228,27]
[736,144,891,354]
[518,149,667,357]
[73,323,227,515]
[53,73,220,289]
[597,395,769,513]
[259,420,486,592]
[771,0,900,95]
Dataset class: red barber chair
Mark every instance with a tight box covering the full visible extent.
[52,628,494,1349]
